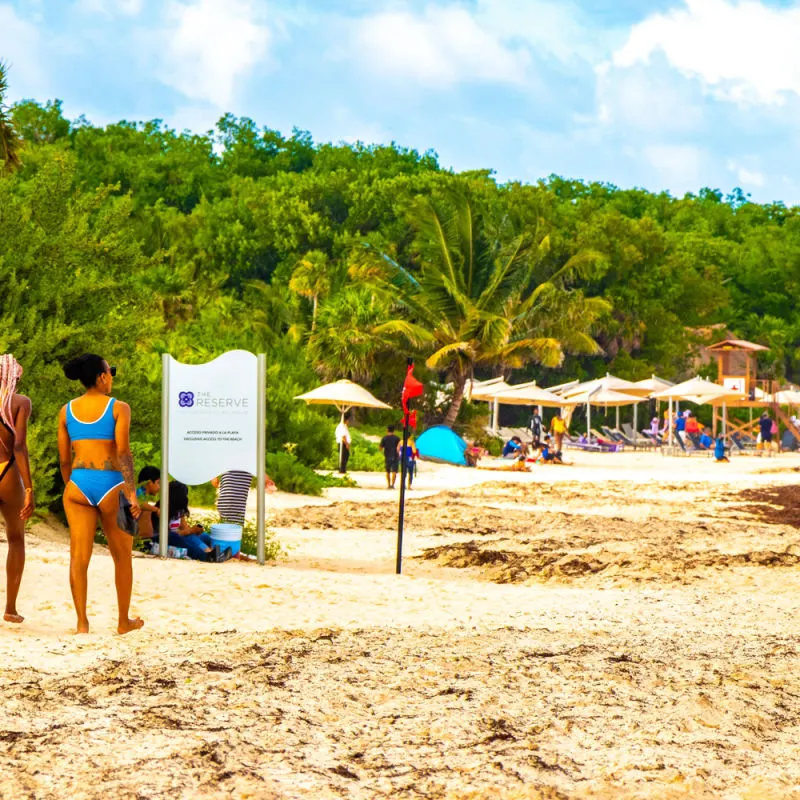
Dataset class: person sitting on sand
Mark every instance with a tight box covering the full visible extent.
[167,480,231,562]
[714,436,729,463]
[538,435,563,464]
[134,465,161,540]
[502,436,524,458]
[465,442,485,467]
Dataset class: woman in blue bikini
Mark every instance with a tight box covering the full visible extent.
[58,354,143,635]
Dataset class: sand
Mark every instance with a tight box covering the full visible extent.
[2,451,800,798]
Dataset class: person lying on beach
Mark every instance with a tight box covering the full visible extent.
[166,481,232,562]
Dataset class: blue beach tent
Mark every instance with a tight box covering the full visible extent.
[416,425,468,466]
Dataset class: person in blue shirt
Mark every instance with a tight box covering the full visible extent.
[675,412,687,441]
[502,436,523,458]
[714,436,729,462]
[699,428,713,449]
[135,465,161,540]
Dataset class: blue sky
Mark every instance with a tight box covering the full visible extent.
[2,0,800,203]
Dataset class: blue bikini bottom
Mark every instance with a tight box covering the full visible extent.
[70,469,125,507]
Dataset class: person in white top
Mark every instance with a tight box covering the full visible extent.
[335,416,351,473]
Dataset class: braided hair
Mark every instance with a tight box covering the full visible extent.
[0,354,23,434]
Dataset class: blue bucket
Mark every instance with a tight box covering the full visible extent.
[210,523,243,557]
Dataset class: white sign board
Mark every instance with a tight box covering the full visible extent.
[723,377,745,393]
[167,351,258,485]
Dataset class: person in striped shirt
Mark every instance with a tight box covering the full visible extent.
[211,470,276,525]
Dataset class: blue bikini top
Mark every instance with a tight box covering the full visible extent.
[66,398,117,442]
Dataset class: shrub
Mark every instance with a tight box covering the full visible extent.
[265,450,325,496]
[319,429,385,471]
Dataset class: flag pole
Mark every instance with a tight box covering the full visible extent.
[396,358,414,575]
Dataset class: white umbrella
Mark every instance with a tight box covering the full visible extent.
[626,375,675,397]
[562,374,643,434]
[489,381,565,408]
[295,379,392,413]
[652,377,744,444]
[468,377,510,401]
[295,380,392,468]
[469,378,512,432]
[562,387,640,439]
[775,389,800,405]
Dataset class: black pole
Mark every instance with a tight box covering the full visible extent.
[396,359,413,575]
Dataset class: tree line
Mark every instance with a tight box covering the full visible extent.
[2,64,799,506]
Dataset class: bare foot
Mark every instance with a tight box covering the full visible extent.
[75,621,90,635]
[3,612,24,624]
[118,618,144,635]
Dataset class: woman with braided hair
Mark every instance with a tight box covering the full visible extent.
[0,354,34,624]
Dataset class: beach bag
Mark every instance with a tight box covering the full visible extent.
[771,420,778,435]
[117,491,139,536]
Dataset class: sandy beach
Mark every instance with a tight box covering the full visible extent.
[3,451,800,798]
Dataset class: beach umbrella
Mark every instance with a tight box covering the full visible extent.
[652,377,744,444]
[775,389,800,405]
[295,379,392,414]
[468,377,510,401]
[561,375,643,434]
[626,375,675,397]
[562,387,640,438]
[295,379,392,467]
[469,378,511,433]
[624,376,674,440]
[489,382,565,408]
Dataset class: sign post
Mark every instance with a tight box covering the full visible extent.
[256,353,267,565]
[159,353,171,558]
[160,351,265,561]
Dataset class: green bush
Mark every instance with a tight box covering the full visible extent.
[319,429,385,471]
[265,450,325,496]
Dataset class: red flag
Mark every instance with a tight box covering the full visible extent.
[402,364,424,427]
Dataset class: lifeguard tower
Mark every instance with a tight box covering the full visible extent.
[706,338,799,440]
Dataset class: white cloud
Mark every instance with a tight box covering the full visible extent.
[351,5,530,87]
[474,0,603,64]
[594,62,704,133]
[0,4,48,100]
[612,0,800,106]
[643,143,707,193]
[726,159,765,187]
[76,0,143,16]
[160,0,271,108]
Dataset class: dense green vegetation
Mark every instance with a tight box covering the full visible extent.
[2,72,800,506]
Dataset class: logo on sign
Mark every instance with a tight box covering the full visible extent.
[178,391,195,408]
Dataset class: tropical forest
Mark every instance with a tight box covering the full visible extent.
[2,65,799,507]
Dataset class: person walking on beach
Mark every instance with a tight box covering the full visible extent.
[529,408,543,446]
[0,354,34,624]
[335,415,351,473]
[379,425,401,489]
[758,411,774,452]
[211,470,276,525]
[58,354,143,635]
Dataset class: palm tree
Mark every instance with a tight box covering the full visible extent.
[307,285,430,384]
[369,186,609,426]
[0,62,21,173]
[288,250,333,331]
